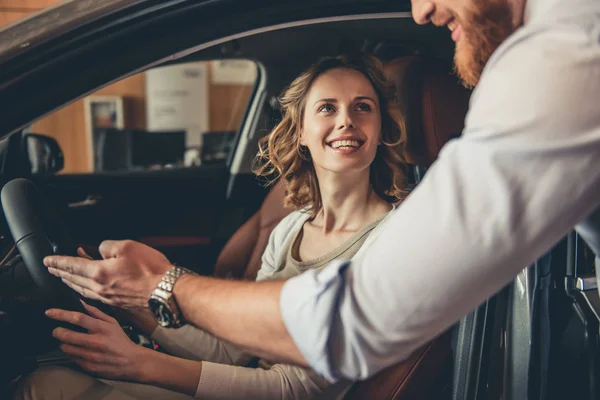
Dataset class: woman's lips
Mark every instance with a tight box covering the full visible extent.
[327,139,363,155]
[329,146,361,155]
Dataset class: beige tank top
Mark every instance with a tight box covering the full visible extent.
[268,214,387,281]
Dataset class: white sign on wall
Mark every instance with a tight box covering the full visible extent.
[146,62,209,147]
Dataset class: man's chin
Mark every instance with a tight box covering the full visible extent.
[454,44,481,89]
[451,0,515,89]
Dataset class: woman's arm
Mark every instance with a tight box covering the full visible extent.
[121,308,252,365]
[150,324,254,366]
[46,301,340,399]
[136,349,202,395]
[193,361,345,400]
[45,301,201,395]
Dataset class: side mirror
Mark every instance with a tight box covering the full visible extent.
[23,133,64,174]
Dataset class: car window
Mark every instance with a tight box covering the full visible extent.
[28,59,258,174]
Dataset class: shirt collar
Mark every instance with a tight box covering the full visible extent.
[524,0,585,24]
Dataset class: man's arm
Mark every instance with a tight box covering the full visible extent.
[173,274,307,366]
[277,20,600,381]
[45,250,307,365]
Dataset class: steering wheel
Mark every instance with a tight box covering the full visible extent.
[1,178,86,338]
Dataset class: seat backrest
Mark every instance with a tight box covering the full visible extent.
[214,54,470,399]
[214,180,290,280]
[384,55,470,168]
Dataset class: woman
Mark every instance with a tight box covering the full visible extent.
[14,53,408,400]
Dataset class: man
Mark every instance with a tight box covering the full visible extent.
[45,0,600,382]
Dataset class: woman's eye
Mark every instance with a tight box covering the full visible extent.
[356,103,372,112]
[318,104,335,113]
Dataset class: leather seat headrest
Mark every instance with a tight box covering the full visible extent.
[384,56,471,167]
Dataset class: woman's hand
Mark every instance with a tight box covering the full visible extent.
[45,300,150,381]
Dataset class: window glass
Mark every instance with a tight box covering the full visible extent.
[28,59,258,174]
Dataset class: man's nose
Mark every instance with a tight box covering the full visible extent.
[411,0,435,25]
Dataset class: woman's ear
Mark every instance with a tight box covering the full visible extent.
[299,130,307,146]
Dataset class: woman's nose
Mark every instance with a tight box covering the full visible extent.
[337,110,355,130]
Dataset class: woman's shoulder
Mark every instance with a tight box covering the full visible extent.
[258,209,310,280]
[270,209,311,239]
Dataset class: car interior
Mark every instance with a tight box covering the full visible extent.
[0,4,599,399]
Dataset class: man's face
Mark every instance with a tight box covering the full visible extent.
[411,0,519,88]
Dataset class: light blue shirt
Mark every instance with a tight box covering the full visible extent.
[280,0,600,382]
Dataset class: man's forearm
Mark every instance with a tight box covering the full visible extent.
[173,274,307,366]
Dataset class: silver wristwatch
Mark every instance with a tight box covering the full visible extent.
[148,265,194,328]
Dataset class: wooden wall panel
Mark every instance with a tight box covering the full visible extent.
[0,0,60,28]
[30,100,88,173]
[0,0,57,9]
[31,73,147,173]
[0,11,29,26]
[96,74,147,130]
[30,74,254,173]
[209,85,253,132]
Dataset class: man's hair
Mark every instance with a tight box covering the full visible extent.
[253,54,408,216]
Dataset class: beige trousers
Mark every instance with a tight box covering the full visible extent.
[12,366,194,400]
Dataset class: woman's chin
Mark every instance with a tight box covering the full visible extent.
[318,161,372,176]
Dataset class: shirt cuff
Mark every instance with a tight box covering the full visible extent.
[280,259,350,383]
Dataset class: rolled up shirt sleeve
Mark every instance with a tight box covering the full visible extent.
[281,12,600,382]
[280,260,351,382]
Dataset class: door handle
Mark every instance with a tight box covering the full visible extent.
[68,194,103,208]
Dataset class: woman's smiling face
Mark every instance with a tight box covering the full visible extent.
[300,67,382,177]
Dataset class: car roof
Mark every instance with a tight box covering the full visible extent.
[0,0,412,63]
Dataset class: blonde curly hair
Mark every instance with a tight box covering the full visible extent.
[253,54,408,217]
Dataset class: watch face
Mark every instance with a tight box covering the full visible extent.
[148,297,173,327]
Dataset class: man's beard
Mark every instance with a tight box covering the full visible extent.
[454,1,515,88]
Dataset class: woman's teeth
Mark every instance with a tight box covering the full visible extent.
[330,140,361,149]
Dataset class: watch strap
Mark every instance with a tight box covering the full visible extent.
[158,265,194,293]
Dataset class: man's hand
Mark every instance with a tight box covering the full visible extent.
[45,301,150,381]
[44,240,172,308]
